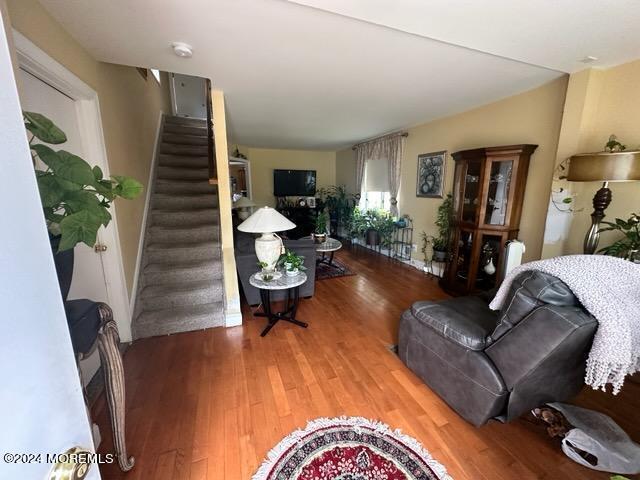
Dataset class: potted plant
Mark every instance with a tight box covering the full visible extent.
[278,249,307,277]
[317,185,357,236]
[312,210,329,243]
[24,111,143,298]
[432,194,453,261]
[597,213,640,262]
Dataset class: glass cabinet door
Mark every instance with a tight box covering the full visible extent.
[483,160,513,226]
[462,161,482,223]
[452,229,475,289]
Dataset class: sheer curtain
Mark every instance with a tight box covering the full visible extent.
[353,132,406,216]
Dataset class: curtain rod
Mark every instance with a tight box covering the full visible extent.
[352,132,409,150]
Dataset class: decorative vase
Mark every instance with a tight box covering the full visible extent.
[484,258,496,275]
[286,267,299,277]
[312,233,327,244]
[50,234,74,301]
[366,229,380,246]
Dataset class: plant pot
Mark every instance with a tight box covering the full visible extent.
[312,233,327,244]
[49,234,74,301]
[366,229,380,246]
[286,267,299,277]
[432,249,448,262]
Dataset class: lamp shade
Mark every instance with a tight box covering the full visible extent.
[233,196,256,209]
[567,151,640,182]
[237,206,295,233]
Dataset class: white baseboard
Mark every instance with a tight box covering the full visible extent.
[129,111,164,315]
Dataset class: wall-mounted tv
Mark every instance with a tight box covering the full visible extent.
[273,169,317,197]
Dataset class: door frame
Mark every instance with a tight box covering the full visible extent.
[13,30,133,341]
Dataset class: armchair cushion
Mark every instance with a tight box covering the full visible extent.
[410,296,498,351]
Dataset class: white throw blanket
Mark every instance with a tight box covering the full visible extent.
[489,255,640,394]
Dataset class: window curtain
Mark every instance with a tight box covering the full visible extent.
[354,132,406,216]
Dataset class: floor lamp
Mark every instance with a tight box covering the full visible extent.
[567,150,640,254]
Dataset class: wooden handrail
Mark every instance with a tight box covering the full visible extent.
[205,78,217,184]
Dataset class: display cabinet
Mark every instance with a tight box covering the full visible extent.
[441,144,537,295]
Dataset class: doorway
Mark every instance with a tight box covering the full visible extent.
[170,73,207,118]
[13,31,132,384]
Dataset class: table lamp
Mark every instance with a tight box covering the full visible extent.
[237,207,296,270]
[567,150,640,253]
[233,196,256,220]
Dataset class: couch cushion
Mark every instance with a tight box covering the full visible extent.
[410,296,499,350]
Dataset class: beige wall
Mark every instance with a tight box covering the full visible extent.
[335,147,357,194]
[396,77,567,262]
[239,147,337,207]
[541,60,640,257]
[6,0,171,295]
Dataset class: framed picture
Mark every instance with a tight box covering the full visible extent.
[416,150,446,198]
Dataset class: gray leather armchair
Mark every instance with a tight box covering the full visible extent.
[235,231,316,305]
[398,271,598,426]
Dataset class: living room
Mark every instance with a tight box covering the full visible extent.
[1,1,639,480]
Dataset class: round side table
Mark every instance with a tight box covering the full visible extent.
[249,271,309,337]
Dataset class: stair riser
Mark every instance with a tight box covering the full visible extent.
[158,155,208,169]
[134,310,224,338]
[157,166,209,181]
[146,246,220,264]
[160,143,208,156]
[164,116,206,126]
[151,210,219,227]
[153,195,219,210]
[155,181,215,195]
[162,133,208,146]
[148,226,220,243]
[163,124,207,136]
[140,286,224,311]
[143,264,223,286]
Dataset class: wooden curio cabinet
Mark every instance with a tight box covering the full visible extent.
[441,144,537,295]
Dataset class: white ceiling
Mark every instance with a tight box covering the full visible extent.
[36,0,637,150]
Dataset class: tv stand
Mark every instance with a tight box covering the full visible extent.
[277,205,317,239]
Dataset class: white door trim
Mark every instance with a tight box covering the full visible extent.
[13,30,133,342]
[229,157,253,200]
[168,73,178,116]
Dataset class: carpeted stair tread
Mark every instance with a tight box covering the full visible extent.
[134,302,225,337]
[132,114,224,340]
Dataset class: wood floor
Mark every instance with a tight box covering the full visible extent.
[94,245,640,480]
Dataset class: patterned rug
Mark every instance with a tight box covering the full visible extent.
[253,417,451,480]
[315,259,356,281]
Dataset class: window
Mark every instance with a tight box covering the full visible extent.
[150,69,161,83]
[359,191,391,211]
[360,156,391,212]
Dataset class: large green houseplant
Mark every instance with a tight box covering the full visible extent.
[24,111,142,297]
[317,185,357,236]
[597,213,639,262]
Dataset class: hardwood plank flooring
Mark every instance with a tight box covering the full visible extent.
[94,245,640,479]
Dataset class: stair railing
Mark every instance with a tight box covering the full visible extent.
[205,78,217,184]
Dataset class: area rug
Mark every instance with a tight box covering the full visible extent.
[252,416,452,480]
[315,259,356,281]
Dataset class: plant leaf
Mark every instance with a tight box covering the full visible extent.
[92,165,103,181]
[112,175,143,199]
[32,145,95,186]
[58,210,102,251]
[36,174,65,208]
[63,190,112,227]
[24,111,67,144]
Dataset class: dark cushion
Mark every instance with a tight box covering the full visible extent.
[410,296,498,350]
[64,299,101,355]
[491,271,579,342]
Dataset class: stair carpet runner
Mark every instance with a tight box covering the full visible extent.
[133,116,224,338]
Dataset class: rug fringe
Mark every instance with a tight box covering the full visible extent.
[251,415,453,480]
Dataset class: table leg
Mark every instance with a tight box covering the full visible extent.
[259,289,277,337]
[283,286,308,329]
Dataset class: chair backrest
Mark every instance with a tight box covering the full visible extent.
[491,271,580,342]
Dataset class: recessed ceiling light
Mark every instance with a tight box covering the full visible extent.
[172,42,193,58]
[580,56,598,64]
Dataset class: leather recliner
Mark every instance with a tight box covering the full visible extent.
[398,271,598,426]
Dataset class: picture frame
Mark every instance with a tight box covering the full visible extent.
[416,150,446,198]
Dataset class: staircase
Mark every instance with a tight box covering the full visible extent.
[133,115,224,339]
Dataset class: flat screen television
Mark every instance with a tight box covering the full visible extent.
[273,169,317,197]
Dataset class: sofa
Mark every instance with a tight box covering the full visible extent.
[398,271,598,426]
[235,231,316,305]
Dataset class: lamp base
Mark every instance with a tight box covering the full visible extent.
[584,182,612,254]
[255,233,282,270]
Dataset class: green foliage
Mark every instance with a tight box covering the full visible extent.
[610,476,631,480]
[433,194,453,251]
[25,111,143,251]
[278,249,307,272]
[317,185,357,232]
[349,208,395,247]
[597,213,640,261]
[315,210,329,234]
